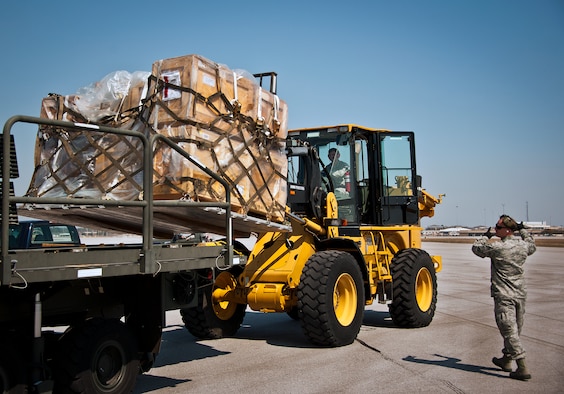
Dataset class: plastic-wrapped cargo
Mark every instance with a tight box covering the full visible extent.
[27,55,289,229]
[31,70,151,201]
[145,54,288,221]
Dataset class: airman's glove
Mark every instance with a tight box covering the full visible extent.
[517,222,525,230]
[483,227,493,239]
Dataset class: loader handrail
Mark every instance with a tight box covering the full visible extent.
[1,115,233,285]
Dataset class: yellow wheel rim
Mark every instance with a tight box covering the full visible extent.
[415,267,433,312]
[333,273,357,326]
[212,272,238,320]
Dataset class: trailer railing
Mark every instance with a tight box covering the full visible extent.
[1,115,233,286]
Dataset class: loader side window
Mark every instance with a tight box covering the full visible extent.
[287,155,307,214]
[355,139,373,224]
[379,133,419,225]
[288,155,305,185]
[381,135,414,197]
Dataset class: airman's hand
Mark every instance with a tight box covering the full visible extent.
[483,227,493,239]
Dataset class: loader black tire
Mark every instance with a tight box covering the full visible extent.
[297,250,364,347]
[53,318,139,394]
[389,248,437,328]
[181,268,246,339]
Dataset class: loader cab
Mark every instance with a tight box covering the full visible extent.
[287,125,420,226]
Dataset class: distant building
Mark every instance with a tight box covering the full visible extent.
[523,221,550,230]
[423,227,470,236]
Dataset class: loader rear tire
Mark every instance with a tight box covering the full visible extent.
[181,268,246,339]
[389,248,437,328]
[297,250,364,347]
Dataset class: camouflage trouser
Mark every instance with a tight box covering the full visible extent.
[494,297,526,359]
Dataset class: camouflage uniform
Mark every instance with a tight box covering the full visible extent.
[472,229,536,359]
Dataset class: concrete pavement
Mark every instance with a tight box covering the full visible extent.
[134,242,564,393]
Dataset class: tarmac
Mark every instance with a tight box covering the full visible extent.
[134,242,564,393]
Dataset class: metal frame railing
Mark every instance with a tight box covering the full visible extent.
[1,115,233,285]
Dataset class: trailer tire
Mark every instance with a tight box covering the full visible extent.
[297,250,364,347]
[181,268,246,339]
[0,336,26,394]
[54,318,139,394]
[389,248,437,327]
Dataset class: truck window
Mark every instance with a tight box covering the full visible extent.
[50,225,75,242]
[32,224,80,246]
[8,225,22,249]
[32,227,52,244]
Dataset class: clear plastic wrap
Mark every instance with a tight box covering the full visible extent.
[69,70,151,122]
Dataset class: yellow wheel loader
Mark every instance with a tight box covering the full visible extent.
[181,124,443,346]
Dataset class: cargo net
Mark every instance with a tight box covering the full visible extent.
[28,66,288,224]
[29,122,145,201]
[144,74,287,222]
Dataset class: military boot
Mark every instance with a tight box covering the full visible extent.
[510,358,531,381]
[492,355,512,372]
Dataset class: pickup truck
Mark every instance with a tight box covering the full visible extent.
[7,220,81,249]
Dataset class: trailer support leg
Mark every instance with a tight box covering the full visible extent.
[31,292,53,393]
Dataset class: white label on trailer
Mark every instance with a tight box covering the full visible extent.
[77,268,103,278]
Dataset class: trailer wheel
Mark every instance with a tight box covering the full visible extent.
[389,248,437,327]
[54,318,139,394]
[181,268,246,339]
[297,250,364,347]
[0,336,26,394]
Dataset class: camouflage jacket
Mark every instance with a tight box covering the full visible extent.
[472,229,536,299]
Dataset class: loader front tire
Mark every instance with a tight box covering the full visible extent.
[297,250,364,347]
[181,269,246,339]
[389,248,437,327]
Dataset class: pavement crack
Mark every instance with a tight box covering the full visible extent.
[355,338,468,394]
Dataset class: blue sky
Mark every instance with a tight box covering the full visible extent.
[1,0,563,227]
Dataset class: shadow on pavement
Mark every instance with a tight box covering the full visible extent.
[134,374,191,393]
[403,353,508,378]
[235,311,313,348]
[134,326,230,392]
[152,326,231,367]
[362,310,395,328]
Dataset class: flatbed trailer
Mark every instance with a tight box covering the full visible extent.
[0,116,285,393]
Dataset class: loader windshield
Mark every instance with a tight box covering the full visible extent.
[287,127,364,224]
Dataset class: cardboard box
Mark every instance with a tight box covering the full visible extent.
[256,87,289,139]
[151,54,256,129]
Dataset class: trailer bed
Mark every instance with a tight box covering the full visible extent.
[7,241,228,285]
[20,203,290,239]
